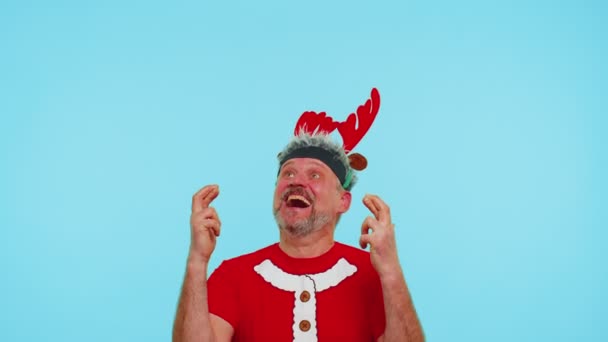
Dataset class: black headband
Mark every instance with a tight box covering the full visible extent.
[278,146,349,186]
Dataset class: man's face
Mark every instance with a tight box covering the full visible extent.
[273,158,351,237]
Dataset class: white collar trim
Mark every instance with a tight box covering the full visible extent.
[254,257,357,342]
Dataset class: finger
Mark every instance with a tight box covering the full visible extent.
[192,209,221,228]
[192,218,221,237]
[192,185,215,212]
[192,185,219,213]
[360,216,378,236]
[362,195,380,219]
[200,185,220,209]
[198,207,219,221]
[205,219,221,237]
[359,233,372,249]
[364,194,391,224]
[192,206,220,221]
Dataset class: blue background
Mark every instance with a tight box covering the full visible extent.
[1,0,606,340]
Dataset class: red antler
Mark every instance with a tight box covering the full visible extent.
[336,88,380,153]
[294,111,339,136]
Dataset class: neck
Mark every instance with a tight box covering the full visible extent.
[279,225,335,258]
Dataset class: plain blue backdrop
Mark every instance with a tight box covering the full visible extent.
[1,0,606,340]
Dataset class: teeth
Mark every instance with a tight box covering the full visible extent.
[287,195,311,206]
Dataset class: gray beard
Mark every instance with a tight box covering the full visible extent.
[273,206,331,237]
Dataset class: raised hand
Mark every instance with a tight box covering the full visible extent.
[189,185,221,264]
[359,194,401,278]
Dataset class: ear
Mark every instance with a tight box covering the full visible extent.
[338,190,352,214]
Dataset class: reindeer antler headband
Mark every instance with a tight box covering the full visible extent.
[278,88,381,190]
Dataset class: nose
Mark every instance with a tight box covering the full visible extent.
[289,172,308,186]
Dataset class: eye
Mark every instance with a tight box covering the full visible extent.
[311,172,320,179]
[284,170,295,178]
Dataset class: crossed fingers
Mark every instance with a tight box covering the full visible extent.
[359,194,393,249]
[191,185,221,237]
[192,184,219,212]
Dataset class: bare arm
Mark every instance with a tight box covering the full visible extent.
[377,269,424,342]
[360,195,424,342]
[172,185,234,342]
[174,261,215,341]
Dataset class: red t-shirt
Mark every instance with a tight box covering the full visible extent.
[208,242,386,341]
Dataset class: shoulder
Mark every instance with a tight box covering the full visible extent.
[334,241,371,261]
[218,244,278,270]
[334,242,375,271]
[209,244,278,283]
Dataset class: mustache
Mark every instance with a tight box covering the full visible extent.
[281,186,314,203]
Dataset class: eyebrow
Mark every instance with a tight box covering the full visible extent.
[281,160,295,169]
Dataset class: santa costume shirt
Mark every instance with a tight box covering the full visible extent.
[207,242,386,341]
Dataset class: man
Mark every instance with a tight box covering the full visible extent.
[173,91,424,341]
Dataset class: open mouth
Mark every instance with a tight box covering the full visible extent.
[285,194,312,208]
